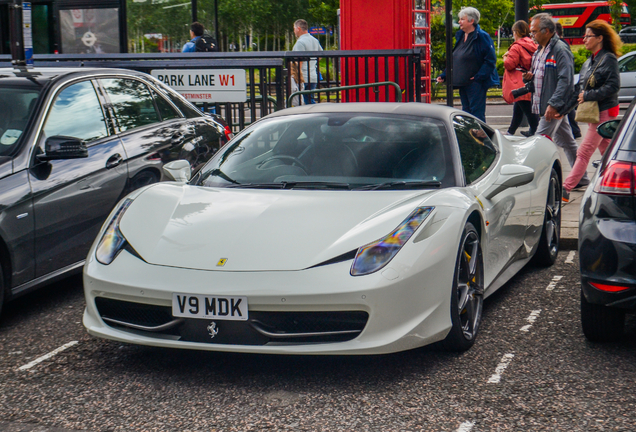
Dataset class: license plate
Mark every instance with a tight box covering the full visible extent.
[172,294,248,321]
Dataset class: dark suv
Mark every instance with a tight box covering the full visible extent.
[579,98,636,342]
[0,67,230,317]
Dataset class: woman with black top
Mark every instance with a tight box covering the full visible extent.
[562,20,621,202]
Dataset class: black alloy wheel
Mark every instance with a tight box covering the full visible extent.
[533,167,561,266]
[581,290,625,342]
[442,222,484,352]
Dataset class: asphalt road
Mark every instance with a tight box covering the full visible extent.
[1,250,635,432]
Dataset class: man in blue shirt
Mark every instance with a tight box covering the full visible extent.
[182,22,204,53]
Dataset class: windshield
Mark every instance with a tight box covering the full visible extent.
[0,87,40,155]
[195,113,455,190]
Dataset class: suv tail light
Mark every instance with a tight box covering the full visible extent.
[596,160,636,195]
[224,126,234,141]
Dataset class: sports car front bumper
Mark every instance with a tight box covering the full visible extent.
[83,237,458,355]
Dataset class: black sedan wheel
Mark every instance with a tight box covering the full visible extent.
[581,290,625,342]
[130,170,160,191]
[442,222,484,352]
[533,167,561,267]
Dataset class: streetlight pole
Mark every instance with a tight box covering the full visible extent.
[192,0,197,22]
[445,0,453,107]
[215,0,219,44]
[515,0,529,24]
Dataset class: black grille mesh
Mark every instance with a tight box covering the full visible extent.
[94,297,368,345]
[95,297,173,327]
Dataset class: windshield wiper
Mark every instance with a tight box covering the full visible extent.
[207,168,240,185]
[281,181,350,190]
[356,181,442,191]
[226,181,351,190]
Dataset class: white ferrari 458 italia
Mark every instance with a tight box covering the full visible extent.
[83,103,562,354]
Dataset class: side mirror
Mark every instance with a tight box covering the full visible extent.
[163,160,191,182]
[483,164,535,200]
[597,120,620,139]
[37,136,88,161]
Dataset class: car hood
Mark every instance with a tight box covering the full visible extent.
[120,183,439,271]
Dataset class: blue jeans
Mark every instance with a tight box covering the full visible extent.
[459,80,488,122]
[303,83,317,105]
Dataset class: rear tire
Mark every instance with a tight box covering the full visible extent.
[533,167,561,267]
[441,222,484,352]
[0,266,4,321]
[130,170,159,191]
[581,290,625,342]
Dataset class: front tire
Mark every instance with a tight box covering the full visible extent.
[442,222,484,352]
[533,167,561,267]
[581,290,625,342]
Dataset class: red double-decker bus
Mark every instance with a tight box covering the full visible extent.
[538,1,630,44]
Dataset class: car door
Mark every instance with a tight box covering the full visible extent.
[30,79,128,278]
[453,115,529,287]
[618,54,636,103]
[99,77,194,189]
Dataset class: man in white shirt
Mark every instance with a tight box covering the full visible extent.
[292,19,323,104]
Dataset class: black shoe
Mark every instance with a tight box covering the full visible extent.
[573,132,582,138]
[520,130,534,137]
[562,189,570,203]
[575,179,590,189]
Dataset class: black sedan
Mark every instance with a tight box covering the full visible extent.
[0,67,230,317]
[579,98,636,342]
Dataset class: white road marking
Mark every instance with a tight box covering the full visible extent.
[546,275,564,291]
[18,341,79,371]
[488,353,515,383]
[565,251,576,264]
[520,310,542,332]
[457,421,475,432]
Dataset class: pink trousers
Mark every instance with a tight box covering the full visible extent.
[563,109,615,192]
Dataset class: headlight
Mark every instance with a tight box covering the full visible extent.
[95,199,133,265]
[350,207,433,276]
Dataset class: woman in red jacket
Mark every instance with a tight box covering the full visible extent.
[502,21,539,136]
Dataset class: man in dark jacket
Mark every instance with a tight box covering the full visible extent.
[524,13,587,184]
[436,7,499,122]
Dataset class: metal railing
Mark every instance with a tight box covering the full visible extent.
[287,82,402,108]
[0,50,423,131]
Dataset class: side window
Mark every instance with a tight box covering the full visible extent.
[453,115,498,184]
[151,89,181,121]
[619,55,636,73]
[42,80,108,143]
[101,78,160,132]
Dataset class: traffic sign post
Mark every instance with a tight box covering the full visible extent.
[8,0,26,67]
[22,2,33,67]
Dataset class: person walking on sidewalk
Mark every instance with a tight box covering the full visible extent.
[556,22,582,138]
[523,13,589,185]
[292,19,323,105]
[562,20,621,202]
[435,7,499,122]
[502,20,539,136]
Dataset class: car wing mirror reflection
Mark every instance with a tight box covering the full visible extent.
[483,164,535,200]
[163,160,191,182]
[37,136,89,161]
[597,120,620,139]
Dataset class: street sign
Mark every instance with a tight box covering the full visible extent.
[81,31,96,47]
[309,26,331,35]
[151,69,247,103]
[22,2,33,67]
